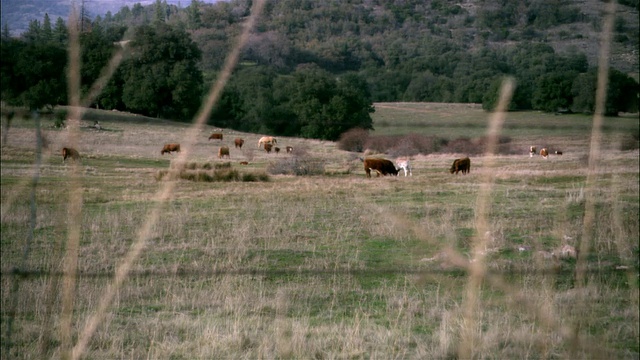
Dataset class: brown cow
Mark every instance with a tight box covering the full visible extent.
[362,158,399,178]
[239,161,249,165]
[62,147,80,162]
[540,148,549,159]
[274,147,280,154]
[209,133,223,141]
[264,143,273,153]
[529,146,537,157]
[234,138,245,148]
[449,157,470,174]
[218,146,230,159]
[161,143,180,155]
[286,146,293,154]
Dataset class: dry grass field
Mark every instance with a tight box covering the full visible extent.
[1,103,638,359]
[1,2,638,358]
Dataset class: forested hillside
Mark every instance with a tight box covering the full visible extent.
[1,0,638,140]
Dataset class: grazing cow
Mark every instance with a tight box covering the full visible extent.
[555,150,563,155]
[209,133,223,141]
[396,158,412,176]
[362,158,399,178]
[62,147,80,162]
[264,143,273,153]
[234,138,245,148]
[449,157,471,175]
[258,136,277,148]
[161,143,180,155]
[239,161,249,165]
[274,147,280,154]
[286,146,293,154]
[529,146,537,157]
[218,146,230,159]
[540,148,549,159]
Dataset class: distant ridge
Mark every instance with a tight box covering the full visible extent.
[0,0,222,35]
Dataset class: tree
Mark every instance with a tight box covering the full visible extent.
[80,28,119,101]
[1,40,67,109]
[53,17,68,45]
[1,24,10,40]
[23,19,42,43]
[482,77,519,111]
[572,68,639,115]
[187,0,202,29]
[120,23,203,119]
[570,71,596,114]
[42,14,53,43]
[154,0,166,24]
[531,71,577,112]
[273,65,373,140]
[607,68,639,115]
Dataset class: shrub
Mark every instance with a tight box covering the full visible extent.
[155,168,268,182]
[389,134,446,157]
[364,135,401,154]
[619,134,640,151]
[213,169,240,181]
[241,172,270,182]
[215,162,232,169]
[473,135,515,155]
[338,128,370,152]
[442,137,478,154]
[54,114,65,128]
[267,157,325,176]
[171,161,215,170]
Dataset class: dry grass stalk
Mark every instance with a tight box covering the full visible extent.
[70,1,267,359]
[60,7,84,359]
[458,77,514,359]
[572,1,617,355]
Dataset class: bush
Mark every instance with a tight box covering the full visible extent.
[619,134,640,151]
[267,157,325,176]
[473,135,516,155]
[389,134,446,157]
[171,161,214,170]
[241,172,270,182]
[442,137,478,154]
[364,135,401,154]
[441,136,515,155]
[215,162,231,169]
[155,168,269,182]
[338,128,370,152]
[363,134,447,156]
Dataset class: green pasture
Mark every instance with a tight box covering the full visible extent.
[1,104,638,358]
[372,102,639,139]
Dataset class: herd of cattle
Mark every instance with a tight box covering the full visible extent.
[157,134,292,160]
[61,131,561,178]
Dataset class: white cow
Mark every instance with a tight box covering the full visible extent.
[396,158,412,176]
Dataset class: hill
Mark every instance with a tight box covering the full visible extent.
[0,0,222,35]
[1,0,638,132]
[2,0,637,76]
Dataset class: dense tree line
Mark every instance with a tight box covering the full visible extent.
[1,0,638,140]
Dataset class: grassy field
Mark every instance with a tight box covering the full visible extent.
[1,104,639,359]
